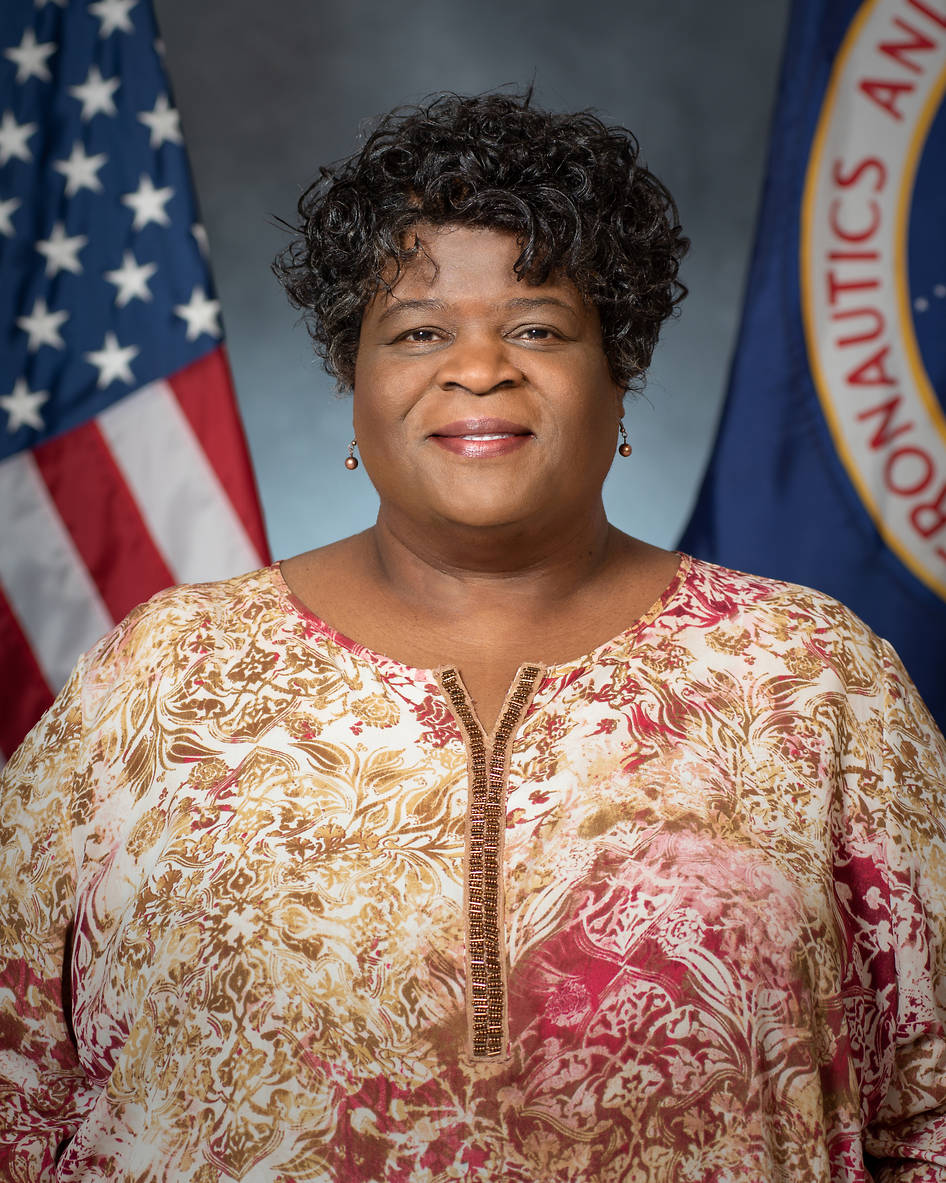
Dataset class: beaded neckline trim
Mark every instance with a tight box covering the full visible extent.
[436,663,545,1061]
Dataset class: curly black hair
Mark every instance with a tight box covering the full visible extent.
[273,91,689,392]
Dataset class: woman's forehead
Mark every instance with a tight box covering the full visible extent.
[372,223,585,309]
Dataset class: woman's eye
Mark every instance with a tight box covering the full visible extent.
[401,328,440,343]
[516,326,556,341]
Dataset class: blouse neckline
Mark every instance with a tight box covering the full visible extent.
[269,551,693,684]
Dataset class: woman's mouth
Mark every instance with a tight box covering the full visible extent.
[429,419,533,458]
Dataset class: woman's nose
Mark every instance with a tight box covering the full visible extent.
[434,332,524,395]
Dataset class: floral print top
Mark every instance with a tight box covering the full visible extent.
[2,555,945,1182]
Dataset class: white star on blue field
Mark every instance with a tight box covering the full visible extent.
[0,0,221,453]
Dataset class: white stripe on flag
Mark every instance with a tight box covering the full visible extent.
[98,380,262,585]
[0,450,112,692]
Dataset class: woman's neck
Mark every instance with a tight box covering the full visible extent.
[366,502,622,622]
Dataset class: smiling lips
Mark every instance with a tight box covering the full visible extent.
[430,418,533,458]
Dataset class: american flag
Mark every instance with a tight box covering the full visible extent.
[0,0,270,760]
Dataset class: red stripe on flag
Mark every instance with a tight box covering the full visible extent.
[33,421,176,622]
[168,348,270,562]
[0,585,54,759]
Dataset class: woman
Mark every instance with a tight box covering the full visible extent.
[2,92,945,1182]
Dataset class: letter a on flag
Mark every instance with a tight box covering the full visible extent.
[681,0,946,729]
[0,0,271,760]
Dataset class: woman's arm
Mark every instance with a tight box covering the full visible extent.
[0,660,96,1182]
[864,643,946,1182]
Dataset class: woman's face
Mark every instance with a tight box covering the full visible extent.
[353,224,624,538]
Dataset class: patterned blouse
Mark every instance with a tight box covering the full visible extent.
[2,556,946,1183]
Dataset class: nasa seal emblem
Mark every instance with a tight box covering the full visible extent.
[801,0,946,598]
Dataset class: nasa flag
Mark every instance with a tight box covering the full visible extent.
[681,0,946,729]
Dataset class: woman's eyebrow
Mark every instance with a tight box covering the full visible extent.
[376,298,447,324]
[375,294,578,325]
[502,296,576,314]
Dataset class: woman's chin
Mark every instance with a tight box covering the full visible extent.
[431,505,537,534]
[411,479,586,537]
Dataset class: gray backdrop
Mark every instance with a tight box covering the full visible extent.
[151,0,791,561]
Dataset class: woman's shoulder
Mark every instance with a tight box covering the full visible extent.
[675,554,905,696]
[681,554,885,645]
[673,557,946,760]
[1,566,291,785]
[80,564,287,698]
[106,562,282,641]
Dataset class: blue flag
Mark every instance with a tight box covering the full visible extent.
[681,0,946,730]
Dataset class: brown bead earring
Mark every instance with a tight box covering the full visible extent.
[618,422,632,457]
[344,439,359,470]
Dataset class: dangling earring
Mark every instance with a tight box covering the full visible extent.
[344,439,359,470]
[618,422,632,457]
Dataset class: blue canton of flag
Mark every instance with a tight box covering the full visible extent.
[0,0,269,760]
[681,0,946,730]
[1,0,218,450]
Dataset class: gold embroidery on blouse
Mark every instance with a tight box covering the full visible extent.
[437,663,544,1061]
